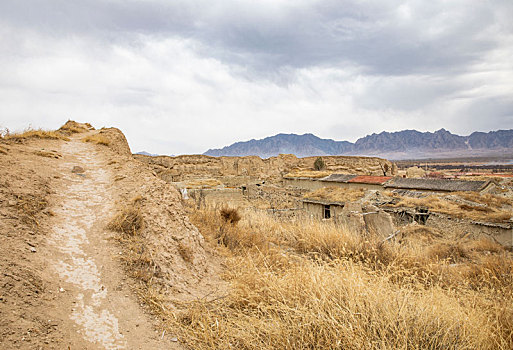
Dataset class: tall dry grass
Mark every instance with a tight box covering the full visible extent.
[58,120,92,134]
[1,128,70,142]
[161,207,513,349]
[184,178,223,189]
[285,170,331,178]
[392,194,512,223]
[304,187,365,203]
[82,134,110,146]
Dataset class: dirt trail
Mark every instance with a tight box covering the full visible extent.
[44,136,179,349]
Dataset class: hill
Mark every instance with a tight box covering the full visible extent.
[0,121,220,349]
[204,129,513,159]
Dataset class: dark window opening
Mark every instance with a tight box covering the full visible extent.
[324,205,331,219]
[414,207,430,225]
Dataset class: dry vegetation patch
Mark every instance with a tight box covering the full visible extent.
[285,170,331,178]
[392,193,512,223]
[184,178,222,189]
[83,134,111,146]
[108,198,144,236]
[1,129,70,142]
[304,187,365,203]
[168,206,513,349]
[58,120,92,135]
[33,149,62,159]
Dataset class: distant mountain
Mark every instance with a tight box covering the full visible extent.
[135,151,160,157]
[204,133,353,158]
[204,129,513,160]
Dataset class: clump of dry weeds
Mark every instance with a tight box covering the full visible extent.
[33,150,62,159]
[58,120,92,135]
[184,179,222,189]
[304,187,365,203]
[83,134,111,146]
[220,208,241,225]
[392,194,512,223]
[108,198,143,236]
[285,170,331,178]
[177,242,194,263]
[1,128,70,142]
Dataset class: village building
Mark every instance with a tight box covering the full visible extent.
[284,174,392,191]
[384,177,495,194]
[302,198,345,220]
[286,173,496,194]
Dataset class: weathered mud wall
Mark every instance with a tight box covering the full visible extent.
[134,153,395,182]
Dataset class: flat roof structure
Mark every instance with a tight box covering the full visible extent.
[385,178,491,192]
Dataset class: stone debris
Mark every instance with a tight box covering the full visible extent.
[71,166,85,174]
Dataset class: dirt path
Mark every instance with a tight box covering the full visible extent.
[43,137,179,349]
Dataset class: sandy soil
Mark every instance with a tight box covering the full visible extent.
[43,137,181,349]
[0,132,186,349]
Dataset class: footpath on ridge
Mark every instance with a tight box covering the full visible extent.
[42,135,180,349]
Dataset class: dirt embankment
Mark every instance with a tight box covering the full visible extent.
[0,122,222,349]
[99,128,223,300]
[0,136,63,348]
[134,153,396,183]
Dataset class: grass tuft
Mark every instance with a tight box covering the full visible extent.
[220,208,241,225]
[83,134,110,146]
[392,194,512,223]
[285,170,331,178]
[178,242,194,263]
[58,120,92,134]
[2,128,70,142]
[108,203,143,236]
[184,179,222,189]
[304,187,365,203]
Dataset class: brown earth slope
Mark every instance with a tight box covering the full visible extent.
[0,123,222,349]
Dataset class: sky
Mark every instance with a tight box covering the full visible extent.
[0,0,512,155]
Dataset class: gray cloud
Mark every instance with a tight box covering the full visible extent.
[0,0,512,154]
[2,0,510,74]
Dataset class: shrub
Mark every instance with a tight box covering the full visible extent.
[83,134,110,146]
[313,157,326,171]
[220,208,241,225]
[108,206,143,236]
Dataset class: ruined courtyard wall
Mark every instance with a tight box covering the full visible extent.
[134,153,395,182]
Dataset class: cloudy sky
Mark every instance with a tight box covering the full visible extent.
[1,0,512,154]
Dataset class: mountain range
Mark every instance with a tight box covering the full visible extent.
[203,129,513,160]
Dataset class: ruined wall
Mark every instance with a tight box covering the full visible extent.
[387,209,513,247]
[284,177,386,191]
[134,153,395,182]
[283,177,327,191]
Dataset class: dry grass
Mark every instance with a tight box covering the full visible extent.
[304,187,365,203]
[392,194,512,223]
[83,134,111,146]
[178,242,194,263]
[33,150,61,159]
[220,208,241,224]
[58,120,91,134]
[108,200,143,236]
[285,170,331,178]
[158,207,513,349]
[184,178,222,189]
[453,191,511,207]
[1,129,70,142]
